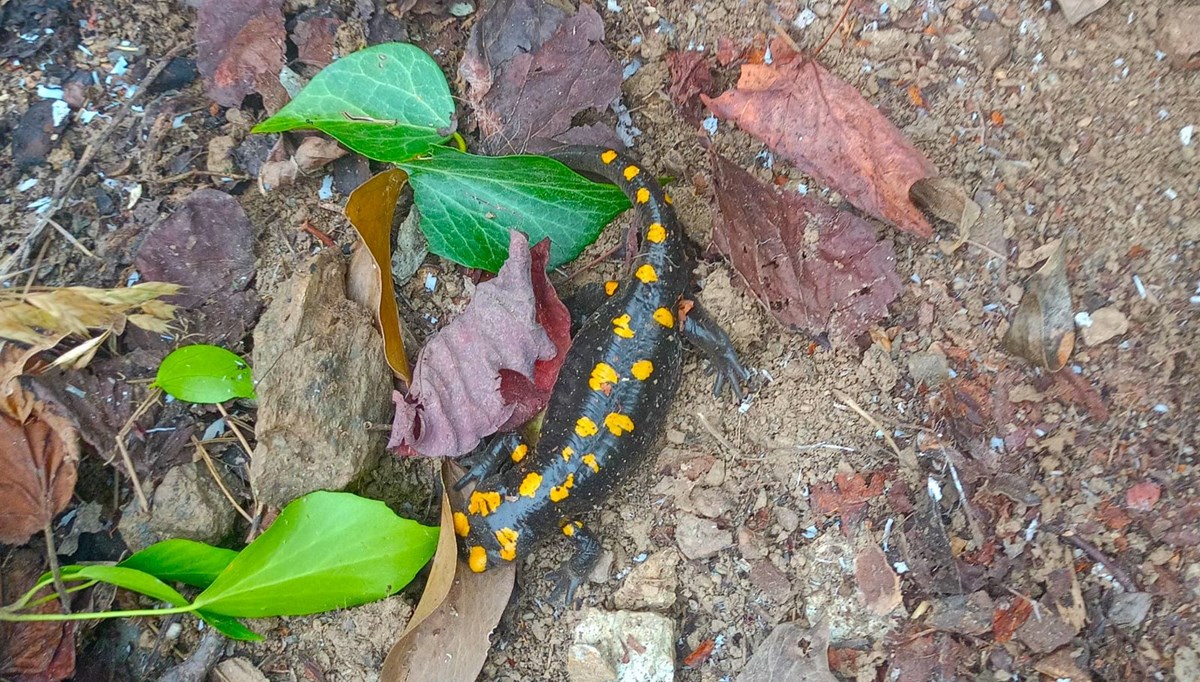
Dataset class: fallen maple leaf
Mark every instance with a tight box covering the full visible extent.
[703,41,936,237]
[710,152,902,342]
[460,1,621,154]
[195,0,286,108]
[389,231,560,458]
[0,403,80,545]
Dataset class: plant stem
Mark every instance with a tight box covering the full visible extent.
[0,604,195,623]
[43,522,71,614]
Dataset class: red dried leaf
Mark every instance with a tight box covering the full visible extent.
[666,51,713,124]
[195,0,285,108]
[1125,481,1162,512]
[711,153,901,342]
[0,406,79,545]
[498,238,572,429]
[389,232,558,458]
[811,472,886,519]
[292,14,342,68]
[992,597,1033,643]
[461,2,621,154]
[682,639,715,668]
[703,43,936,237]
[0,550,76,680]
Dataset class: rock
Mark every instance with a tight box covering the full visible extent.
[674,513,732,560]
[686,486,732,518]
[749,560,793,602]
[1079,306,1128,345]
[567,609,674,682]
[776,506,800,533]
[1176,642,1200,682]
[908,350,950,386]
[1015,609,1076,654]
[1157,6,1200,70]
[976,25,1011,72]
[928,591,994,635]
[212,657,270,682]
[1034,649,1090,681]
[738,526,767,561]
[249,251,392,507]
[206,135,237,174]
[1057,0,1109,25]
[1108,592,1153,627]
[118,462,236,552]
[862,28,911,61]
[613,550,679,611]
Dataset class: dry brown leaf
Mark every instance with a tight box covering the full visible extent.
[855,543,902,616]
[196,0,286,107]
[703,41,936,238]
[1003,241,1074,371]
[344,168,413,382]
[738,622,837,682]
[909,178,982,254]
[380,464,515,682]
[0,549,77,680]
[0,402,80,545]
[293,136,348,173]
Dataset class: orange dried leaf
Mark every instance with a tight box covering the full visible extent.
[992,597,1033,643]
[345,168,413,382]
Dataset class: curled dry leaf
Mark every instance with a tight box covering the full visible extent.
[710,152,902,343]
[195,0,286,107]
[909,178,982,254]
[703,40,936,238]
[738,621,837,682]
[389,231,558,458]
[461,1,621,154]
[379,463,515,682]
[1003,241,1074,371]
[0,398,80,545]
[345,168,413,381]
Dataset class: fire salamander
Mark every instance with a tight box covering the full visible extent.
[454,145,750,601]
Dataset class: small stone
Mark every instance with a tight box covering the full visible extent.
[589,549,615,583]
[749,560,793,602]
[776,507,800,533]
[118,462,236,552]
[908,350,950,386]
[976,25,1011,72]
[674,513,732,560]
[862,28,910,61]
[212,658,270,682]
[568,609,675,682]
[738,527,767,561]
[1016,609,1076,654]
[665,428,686,445]
[1058,0,1110,25]
[928,591,994,635]
[613,550,679,611]
[206,135,237,174]
[1108,592,1153,627]
[687,486,732,518]
[1080,306,1128,345]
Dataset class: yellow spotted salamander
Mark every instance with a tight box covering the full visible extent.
[453,145,749,601]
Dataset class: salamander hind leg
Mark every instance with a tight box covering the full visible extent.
[545,521,603,605]
[681,299,753,401]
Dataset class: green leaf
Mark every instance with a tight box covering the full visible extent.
[198,611,263,641]
[153,344,256,403]
[399,147,631,272]
[252,43,455,163]
[66,566,190,607]
[119,539,239,589]
[192,492,439,618]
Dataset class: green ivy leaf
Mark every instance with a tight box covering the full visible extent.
[400,147,630,272]
[252,43,455,163]
[65,566,190,607]
[153,344,255,403]
[119,539,239,590]
[198,611,263,641]
[192,491,438,618]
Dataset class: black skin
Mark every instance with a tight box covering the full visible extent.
[454,145,751,605]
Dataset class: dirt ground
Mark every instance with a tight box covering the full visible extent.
[2,0,1198,680]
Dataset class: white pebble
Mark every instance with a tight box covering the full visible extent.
[1181,125,1195,146]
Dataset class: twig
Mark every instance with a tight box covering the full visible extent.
[156,629,225,682]
[113,388,161,511]
[45,218,99,260]
[0,44,187,274]
[191,436,253,523]
[42,523,71,614]
[812,0,854,59]
[833,390,902,459]
[694,411,744,458]
[1058,529,1140,592]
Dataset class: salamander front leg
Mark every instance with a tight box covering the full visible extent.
[545,521,603,605]
[681,300,753,401]
[454,432,528,491]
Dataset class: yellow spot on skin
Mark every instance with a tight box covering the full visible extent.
[469,546,487,573]
[601,149,618,164]
[453,512,470,537]
[631,360,654,380]
[468,490,501,516]
[664,192,673,204]
[612,314,635,339]
[511,443,527,463]
[636,187,651,204]
[575,416,598,437]
[582,453,600,473]
[499,545,517,561]
[623,165,640,181]
[646,223,666,243]
[562,446,574,461]
[550,474,575,502]
[562,521,584,537]
[519,472,543,498]
[604,412,635,436]
[653,307,675,328]
[635,264,658,284]
[495,527,519,561]
[589,362,619,391]
[604,280,619,296]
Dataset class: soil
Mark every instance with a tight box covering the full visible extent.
[2,0,1197,681]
